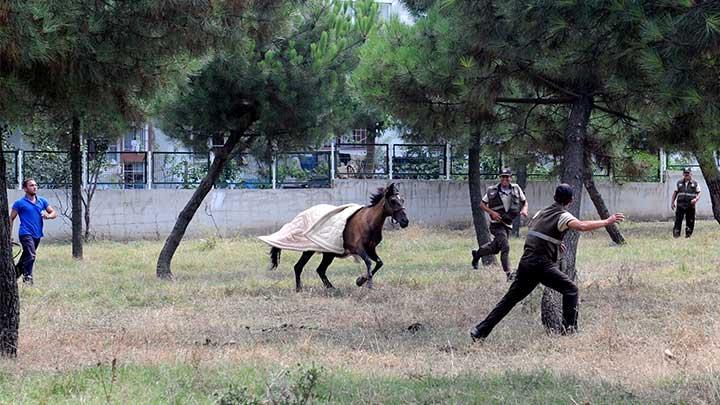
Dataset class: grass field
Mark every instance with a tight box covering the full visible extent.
[1,221,720,403]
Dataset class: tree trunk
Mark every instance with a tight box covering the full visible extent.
[82,196,91,242]
[156,129,247,279]
[541,94,592,333]
[583,150,625,244]
[468,132,495,265]
[511,158,528,238]
[70,116,83,259]
[694,148,720,224]
[0,130,20,357]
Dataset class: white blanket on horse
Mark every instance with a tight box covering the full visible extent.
[258,203,364,254]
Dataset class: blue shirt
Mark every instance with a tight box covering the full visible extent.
[12,196,49,239]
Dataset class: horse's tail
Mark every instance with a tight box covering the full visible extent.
[269,247,281,270]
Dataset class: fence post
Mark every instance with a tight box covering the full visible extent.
[659,148,666,182]
[445,143,451,180]
[388,142,394,180]
[147,151,153,190]
[81,139,88,189]
[330,139,336,182]
[272,154,277,189]
[16,150,23,190]
[208,150,215,189]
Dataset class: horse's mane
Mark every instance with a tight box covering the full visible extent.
[369,184,397,206]
[369,187,385,206]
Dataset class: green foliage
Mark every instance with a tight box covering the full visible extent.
[0,362,677,403]
[214,384,262,405]
[212,363,324,405]
[613,150,661,182]
[160,0,380,154]
[157,153,209,189]
[216,153,272,189]
[634,1,720,151]
[358,0,663,180]
[355,7,505,139]
[197,237,219,252]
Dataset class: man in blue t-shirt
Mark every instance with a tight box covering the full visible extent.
[9,178,57,285]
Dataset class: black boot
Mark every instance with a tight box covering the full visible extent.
[471,250,480,270]
[470,326,485,343]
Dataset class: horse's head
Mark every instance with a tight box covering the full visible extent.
[383,183,409,228]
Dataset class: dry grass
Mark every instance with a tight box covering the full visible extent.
[2,220,720,402]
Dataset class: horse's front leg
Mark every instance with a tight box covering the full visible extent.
[358,251,374,289]
[356,250,383,287]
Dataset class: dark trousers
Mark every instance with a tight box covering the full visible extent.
[18,234,41,278]
[473,256,579,338]
[476,223,511,273]
[673,205,695,237]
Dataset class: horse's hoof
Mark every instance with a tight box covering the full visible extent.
[295,286,303,293]
[356,276,366,286]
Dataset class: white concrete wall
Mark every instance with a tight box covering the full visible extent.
[6,172,712,241]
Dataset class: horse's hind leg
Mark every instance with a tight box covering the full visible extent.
[316,253,336,289]
[294,251,315,292]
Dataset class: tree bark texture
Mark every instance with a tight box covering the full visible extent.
[70,116,83,259]
[511,158,528,238]
[0,132,20,357]
[156,129,247,279]
[694,148,720,225]
[583,150,625,244]
[541,94,592,333]
[468,132,496,266]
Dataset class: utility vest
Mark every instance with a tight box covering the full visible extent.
[676,180,699,209]
[522,203,569,263]
[486,183,522,226]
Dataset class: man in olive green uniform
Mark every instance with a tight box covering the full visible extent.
[470,184,625,341]
[471,168,528,280]
[671,167,701,238]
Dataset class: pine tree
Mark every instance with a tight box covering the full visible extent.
[3,0,284,259]
[636,1,720,223]
[0,0,283,356]
[155,0,380,278]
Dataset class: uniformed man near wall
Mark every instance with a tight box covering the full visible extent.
[471,168,528,281]
[671,167,701,238]
[470,184,625,341]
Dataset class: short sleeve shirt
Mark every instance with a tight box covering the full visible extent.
[12,196,49,239]
[557,212,577,232]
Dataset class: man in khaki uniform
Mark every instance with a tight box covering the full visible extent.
[671,167,701,238]
[471,168,528,280]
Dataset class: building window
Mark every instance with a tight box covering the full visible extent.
[123,162,145,188]
[123,127,146,151]
[378,3,391,20]
[344,1,393,22]
[348,128,367,143]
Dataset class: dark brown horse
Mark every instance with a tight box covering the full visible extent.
[269,183,409,291]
